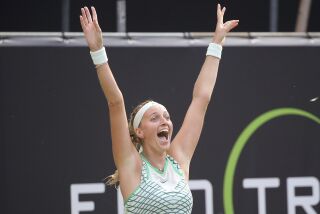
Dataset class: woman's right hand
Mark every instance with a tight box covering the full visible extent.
[80,6,103,52]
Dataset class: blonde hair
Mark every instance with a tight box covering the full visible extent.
[105,100,153,187]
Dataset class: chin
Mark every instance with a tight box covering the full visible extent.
[158,139,170,150]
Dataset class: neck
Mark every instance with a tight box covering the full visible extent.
[142,149,167,171]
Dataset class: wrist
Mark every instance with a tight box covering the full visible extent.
[90,46,108,65]
[90,44,104,52]
[212,37,224,45]
[206,43,222,59]
[212,40,223,46]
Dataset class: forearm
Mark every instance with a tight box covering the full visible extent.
[79,6,123,105]
[192,3,239,103]
[96,63,124,106]
[193,55,220,103]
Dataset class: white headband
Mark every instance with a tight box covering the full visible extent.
[133,101,158,129]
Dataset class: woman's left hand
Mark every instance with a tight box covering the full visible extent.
[212,4,239,45]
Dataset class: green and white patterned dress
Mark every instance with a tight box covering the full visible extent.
[124,154,193,213]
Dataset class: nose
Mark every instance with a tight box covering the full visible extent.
[160,115,170,125]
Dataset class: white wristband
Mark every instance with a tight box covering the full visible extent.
[206,43,222,59]
[90,47,108,65]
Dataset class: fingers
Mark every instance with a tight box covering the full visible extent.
[84,7,93,23]
[217,4,226,24]
[91,6,100,29]
[80,6,93,25]
[79,15,86,30]
[91,6,98,23]
[225,20,239,32]
[221,6,226,18]
[80,6,100,30]
[217,4,221,22]
[81,8,88,25]
[217,3,221,15]
[216,4,239,31]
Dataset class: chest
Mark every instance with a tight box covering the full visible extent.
[126,179,193,213]
[125,158,193,213]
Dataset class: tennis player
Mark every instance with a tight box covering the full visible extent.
[80,4,238,213]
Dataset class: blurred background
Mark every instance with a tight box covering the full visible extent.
[0,0,319,32]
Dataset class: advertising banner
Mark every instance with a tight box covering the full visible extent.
[1,44,319,214]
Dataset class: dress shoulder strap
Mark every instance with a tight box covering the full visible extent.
[140,154,149,183]
[166,155,184,177]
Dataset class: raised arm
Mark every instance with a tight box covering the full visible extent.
[169,4,239,176]
[80,7,140,184]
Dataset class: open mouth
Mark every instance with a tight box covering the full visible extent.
[157,129,169,141]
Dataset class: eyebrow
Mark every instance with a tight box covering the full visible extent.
[149,112,159,117]
[148,111,169,117]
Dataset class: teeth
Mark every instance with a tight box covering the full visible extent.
[158,128,169,140]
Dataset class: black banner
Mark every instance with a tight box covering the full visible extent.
[1,45,319,214]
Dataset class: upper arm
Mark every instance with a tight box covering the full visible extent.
[95,63,140,170]
[108,100,140,170]
[169,97,209,169]
[108,100,142,199]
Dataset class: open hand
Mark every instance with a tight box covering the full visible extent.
[80,6,103,51]
[213,4,239,45]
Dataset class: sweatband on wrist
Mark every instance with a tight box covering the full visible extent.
[90,47,108,65]
[206,43,222,59]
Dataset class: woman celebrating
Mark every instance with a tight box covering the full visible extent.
[80,4,238,213]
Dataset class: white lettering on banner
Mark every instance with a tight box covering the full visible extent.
[70,183,105,214]
[243,177,320,214]
[287,177,320,214]
[243,178,280,214]
[189,180,214,214]
[117,179,214,214]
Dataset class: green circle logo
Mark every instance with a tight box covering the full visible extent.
[223,108,320,214]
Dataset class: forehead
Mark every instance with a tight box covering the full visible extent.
[144,103,168,116]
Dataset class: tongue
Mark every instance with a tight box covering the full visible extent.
[159,136,166,141]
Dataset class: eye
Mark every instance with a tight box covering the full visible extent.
[151,114,159,121]
[164,112,170,120]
